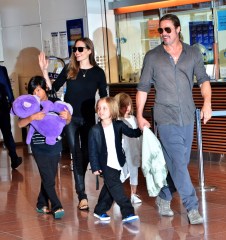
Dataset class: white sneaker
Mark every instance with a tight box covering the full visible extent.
[131,194,142,204]
[188,209,203,225]
[155,196,174,216]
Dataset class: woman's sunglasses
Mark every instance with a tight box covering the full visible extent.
[157,27,172,34]
[72,47,87,53]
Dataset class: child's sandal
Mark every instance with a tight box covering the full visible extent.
[53,208,65,219]
[36,206,50,214]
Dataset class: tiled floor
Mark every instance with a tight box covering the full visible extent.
[1,144,226,240]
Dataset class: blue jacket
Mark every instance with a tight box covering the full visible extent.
[0,66,14,111]
[88,120,142,173]
[0,66,14,103]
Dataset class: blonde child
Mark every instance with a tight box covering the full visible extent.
[88,97,141,222]
[115,93,142,204]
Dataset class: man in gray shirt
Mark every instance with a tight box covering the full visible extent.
[136,14,212,225]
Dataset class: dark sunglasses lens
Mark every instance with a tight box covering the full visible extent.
[165,27,171,33]
[73,47,84,52]
[158,27,171,34]
[158,28,163,34]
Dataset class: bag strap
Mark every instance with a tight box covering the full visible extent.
[47,88,58,99]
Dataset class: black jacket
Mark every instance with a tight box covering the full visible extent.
[88,120,142,173]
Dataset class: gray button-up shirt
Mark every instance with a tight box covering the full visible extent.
[137,42,210,126]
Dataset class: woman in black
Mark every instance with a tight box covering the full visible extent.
[39,37,108,210]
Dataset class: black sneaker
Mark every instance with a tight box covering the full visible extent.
[11,157,22,169]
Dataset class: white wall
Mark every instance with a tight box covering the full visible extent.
[0,0,88,94]
[0,17,4,61]
[0,0,116,143]
[86,0,119,83]
[0,0,88,142]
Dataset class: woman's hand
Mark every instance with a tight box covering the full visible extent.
[38,51,49,72]
[59,108,72,124]
[93,170,102,176]
[38,51,52,90]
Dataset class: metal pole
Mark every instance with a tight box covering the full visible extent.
[196,109,216,192]
[196,109,205,190]
[211,111,226,117]
[151,107,157,136]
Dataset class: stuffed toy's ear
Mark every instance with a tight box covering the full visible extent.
[41,100,54,113]
[11,94,40,118]
[53,101,73,115]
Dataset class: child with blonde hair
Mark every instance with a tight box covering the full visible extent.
[115,93,142,204]
[88,97,141,222]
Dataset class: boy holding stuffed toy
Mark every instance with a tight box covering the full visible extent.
[17,76,72,219]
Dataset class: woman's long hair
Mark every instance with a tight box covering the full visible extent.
[67,37,97,79]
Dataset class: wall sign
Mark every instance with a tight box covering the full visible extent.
[217,10,226,31]
[66,18,84,57]
[189,21,214,64]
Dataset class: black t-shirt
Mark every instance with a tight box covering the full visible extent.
[52,65,107,124]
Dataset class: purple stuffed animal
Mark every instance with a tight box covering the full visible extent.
[11,94,73,145]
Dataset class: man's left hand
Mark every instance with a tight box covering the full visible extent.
[200,104,212,124]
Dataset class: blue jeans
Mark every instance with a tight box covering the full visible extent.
[157,124,198,211]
